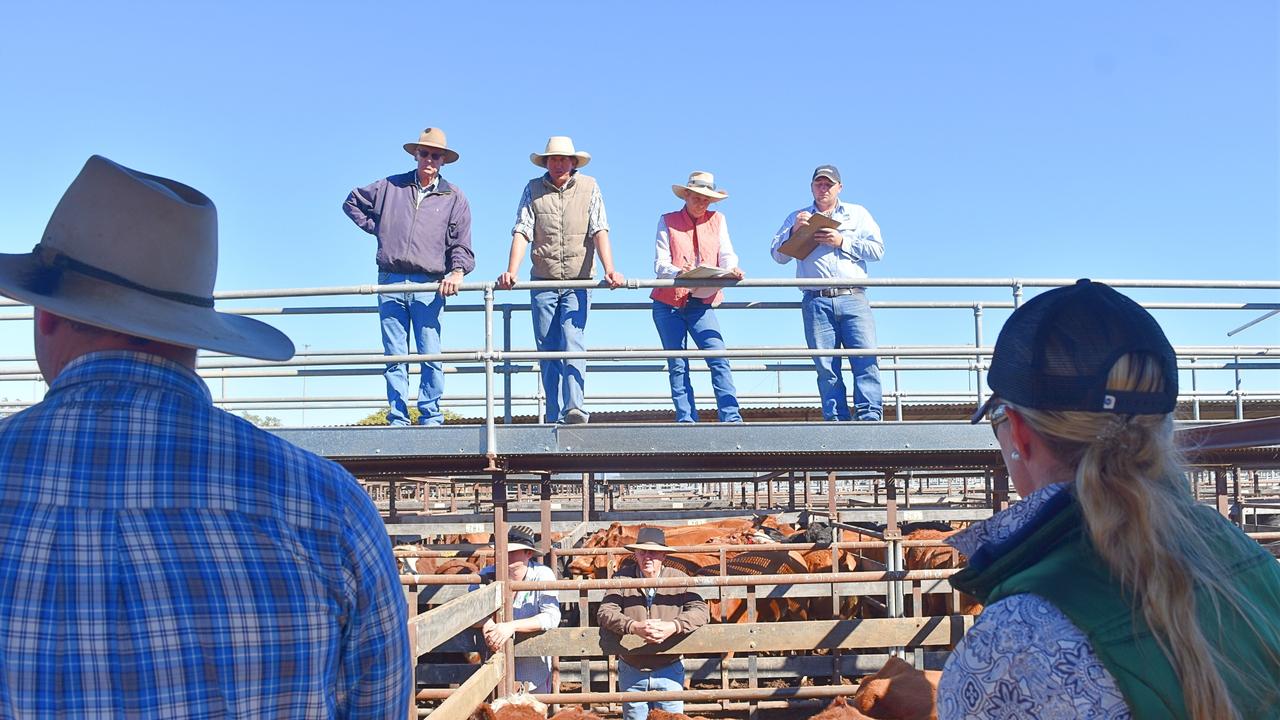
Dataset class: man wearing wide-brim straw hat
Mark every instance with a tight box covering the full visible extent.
[496,135,625,425]
[0,156,410,716]
[651,171,746,424]
[344,127,475,426]
[598,527,709,720]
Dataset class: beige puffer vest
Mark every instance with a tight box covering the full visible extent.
[529,174,597,280]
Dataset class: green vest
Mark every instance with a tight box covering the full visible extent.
[951,492,1280,720]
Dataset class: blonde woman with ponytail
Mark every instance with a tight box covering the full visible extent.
[938,280,1280,720]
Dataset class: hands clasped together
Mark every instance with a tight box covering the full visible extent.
[631,618,679,645]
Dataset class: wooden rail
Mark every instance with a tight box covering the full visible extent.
[408,581,500,660]
[424,652,503,720]
[516,615,972,657]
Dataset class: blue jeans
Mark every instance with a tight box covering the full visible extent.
[530,288,589,423]
[651,299,742,423]
[802,290,882,421]
[618,659,685,720]
[378,272,445,426]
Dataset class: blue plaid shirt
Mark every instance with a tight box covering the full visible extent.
[0,351,409,718]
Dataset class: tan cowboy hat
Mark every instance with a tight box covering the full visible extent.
[403,127,460,164]
[624,527,675,553]
[530,136,591,168]
[672,171,728,202]
[0,155,294,361]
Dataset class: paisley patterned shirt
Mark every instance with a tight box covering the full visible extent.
[938,482,1132,719]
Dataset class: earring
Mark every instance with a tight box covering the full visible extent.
[1010,450,1021,460]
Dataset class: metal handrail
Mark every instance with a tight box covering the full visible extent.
[1,277,1275,455]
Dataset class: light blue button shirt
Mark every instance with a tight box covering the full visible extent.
[770,200,884,287]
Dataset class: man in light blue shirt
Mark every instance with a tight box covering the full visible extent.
[770,165,885,421]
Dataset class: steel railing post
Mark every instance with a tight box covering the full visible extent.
[502,304,513,425]
[973,303,985,408]
[1234,354,1244,420]
[1190,357,1200,421]
[484,285,497,466]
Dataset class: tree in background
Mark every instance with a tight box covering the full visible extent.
[238,411,282,428]
[356,408,465,426]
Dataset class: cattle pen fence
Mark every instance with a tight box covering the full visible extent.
[384,414,1280,718]
[400,532,1280,720]
[401,565,977,720]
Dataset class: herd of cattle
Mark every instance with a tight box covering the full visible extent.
[400,513,983,621]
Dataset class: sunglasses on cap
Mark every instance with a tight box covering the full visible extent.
[984,398,1011,437]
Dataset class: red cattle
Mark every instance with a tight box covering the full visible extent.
[697,550,813,623]
[394,545,484,576]
[901,529,982,617]
[809,698,877,720]
[647,710,713,720]
[548,710,603,720]
[567,520,757,579]
[845,656,941,720]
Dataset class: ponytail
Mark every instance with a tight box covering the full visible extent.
[1014,354,1256,720]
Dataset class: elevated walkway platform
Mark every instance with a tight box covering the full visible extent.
[273,417,1280,477]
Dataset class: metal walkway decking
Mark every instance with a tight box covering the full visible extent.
[273,418,1280,476]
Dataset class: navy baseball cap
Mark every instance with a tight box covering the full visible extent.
[971,279,1178,422]
[812,165,841,184]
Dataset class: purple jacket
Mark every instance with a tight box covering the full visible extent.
[343,172,475,276]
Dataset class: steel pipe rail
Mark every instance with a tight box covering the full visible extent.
[3,274,1274,306]
[3,276,1274,438]
[397,568,961,589]
[7,298,1278,321]
[502,568,960,591]
[530,684,891,705]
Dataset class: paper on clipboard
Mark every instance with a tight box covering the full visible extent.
[778,213,840,260]
[675,265,737,280]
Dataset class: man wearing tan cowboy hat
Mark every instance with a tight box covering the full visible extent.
[598,527,709,720]
[651,171,745,423]
[344,127,475,426]
[0,156,409,717]
[496,136,624,424]
[770,164,885,422]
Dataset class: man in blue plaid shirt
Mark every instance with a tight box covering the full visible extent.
[0,156,410,718]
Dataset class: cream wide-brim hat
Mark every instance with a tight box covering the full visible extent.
[672,170,728,202]
[0,156,294,361]
[530,135,591,168]
[403,127,460,164]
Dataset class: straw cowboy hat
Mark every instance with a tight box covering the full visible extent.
[672,171,729,202]
[0,155,294,361]
[403,127,460,164]
[530,136,591,168]
[499,525,543,555]
[625,527,675,553]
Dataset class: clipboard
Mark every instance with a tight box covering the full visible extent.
[778,213,840,260]
[675,265,737,280]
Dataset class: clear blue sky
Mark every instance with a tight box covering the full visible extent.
[1,2,1276,423]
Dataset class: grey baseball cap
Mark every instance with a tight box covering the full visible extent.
[812,165,841,183]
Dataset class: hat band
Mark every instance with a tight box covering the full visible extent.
[29,244,215,308]
[688,179,716,191]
